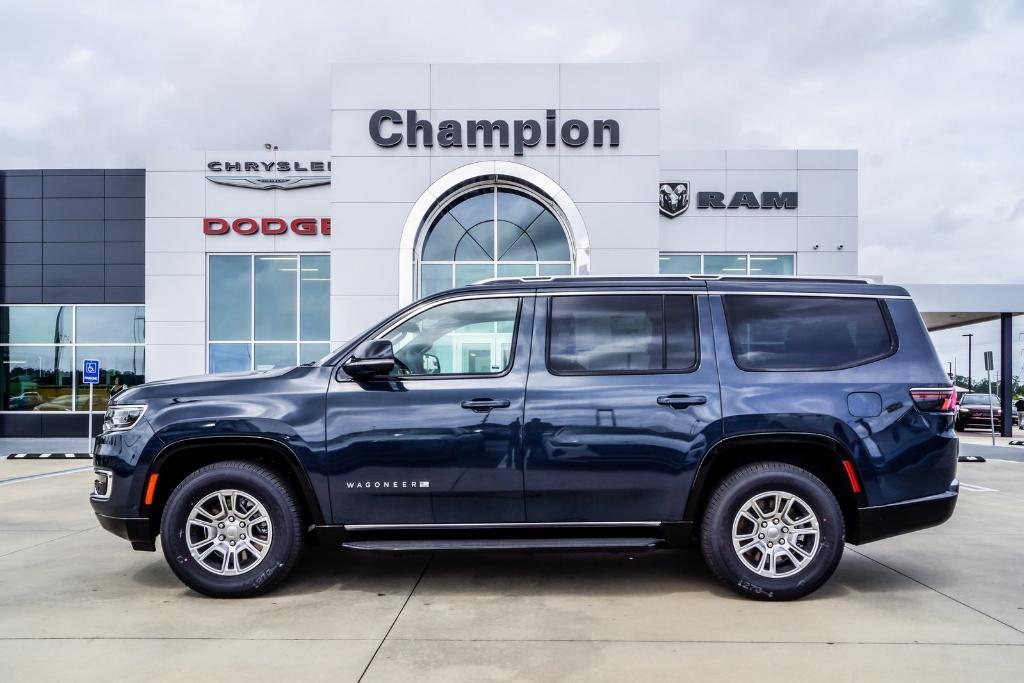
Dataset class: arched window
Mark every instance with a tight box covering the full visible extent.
[418,185,573,297]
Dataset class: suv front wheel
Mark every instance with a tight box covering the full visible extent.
[160,460,305,598]
[700,462,845,600]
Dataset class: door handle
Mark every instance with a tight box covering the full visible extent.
[461,398,511,412]
[657,394,707,409]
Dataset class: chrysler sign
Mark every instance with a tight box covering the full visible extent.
[206,160,331,190]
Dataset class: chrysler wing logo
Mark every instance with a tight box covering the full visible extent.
[206,176,331,191]
[659,182,689,218]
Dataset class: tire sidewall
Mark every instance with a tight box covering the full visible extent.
[705,467,844,600]
[160,465,300,598]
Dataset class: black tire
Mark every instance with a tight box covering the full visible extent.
[700,462,844,601]
[159,460,304,598]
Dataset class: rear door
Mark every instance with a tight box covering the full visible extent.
[522,289,722,522]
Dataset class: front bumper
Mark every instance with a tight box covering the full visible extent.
[93,511,156,551]
[849,481,958,544]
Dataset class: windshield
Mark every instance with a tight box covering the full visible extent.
[961,394,997,406]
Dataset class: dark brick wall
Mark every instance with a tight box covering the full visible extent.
[0,169,145,304]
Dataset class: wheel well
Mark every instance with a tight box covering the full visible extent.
[685,437,862,539]
[145,439,323,538]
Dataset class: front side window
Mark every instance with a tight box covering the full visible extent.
[208,254,330,373]
[723,296,895,371]
[547,295,699,375]
[383,297,520,376]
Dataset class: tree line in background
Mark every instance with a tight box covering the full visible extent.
[950,374,1022,398]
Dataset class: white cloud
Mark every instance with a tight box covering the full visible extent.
[0,0,1021,286]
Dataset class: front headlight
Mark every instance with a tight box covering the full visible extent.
[959,407,969,414]
[102,404,147,432]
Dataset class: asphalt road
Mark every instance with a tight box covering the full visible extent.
[1,454,1023,681]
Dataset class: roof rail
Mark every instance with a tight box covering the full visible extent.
[471,274,876,286]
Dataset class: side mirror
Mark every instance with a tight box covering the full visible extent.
[343,340,395,379]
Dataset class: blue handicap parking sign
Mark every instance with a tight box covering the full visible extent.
[83,359,100,384]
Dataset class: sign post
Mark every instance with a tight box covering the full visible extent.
[984,351,996,446]
[83,359,100,449]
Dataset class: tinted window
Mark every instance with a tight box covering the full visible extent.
[962,394,996,406]
[724,296,894,371]
[548,295,698,374]
[384,297,519,376]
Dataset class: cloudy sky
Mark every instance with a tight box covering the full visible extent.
[1,0,1021,376]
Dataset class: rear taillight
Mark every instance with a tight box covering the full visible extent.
[910,387,957,413]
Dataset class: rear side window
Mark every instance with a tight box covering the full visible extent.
[547,295,698,374]
[723,295,895,371]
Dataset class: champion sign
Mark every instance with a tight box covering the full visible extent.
[203,217,331,236]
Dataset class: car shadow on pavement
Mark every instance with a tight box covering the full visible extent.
[131,543,907,602]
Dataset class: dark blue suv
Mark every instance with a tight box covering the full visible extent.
[91,276,958,600]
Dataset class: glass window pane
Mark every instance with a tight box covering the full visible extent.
[497,221,536,261]
[421,264,453,296]
[299,255,330,341]
[2,345,72,411]
[659,254,701,275]
[549,296,663,373]
[255,255,297,341]
[526,211,570,261]
[539,263,572,276]
[255,343,296,370]
[497,264,535,278]
[0,306,71,344]
[454,223,493,261]
[209,256,252,341]
[723,296,894,371]
[703,254,748,275]
[74,345,145,412]
[748,254,794,276]
[210,343,251,374]
[496,189,544,227]
[665,296,698,370]
[299,343,331,365]
[448,189,493,233]
[76,306,145,343]
[384,297,519,375]
[454,263,494,288]
[421,214,465,262]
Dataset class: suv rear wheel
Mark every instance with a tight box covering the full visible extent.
[700,462,845,600]
[159,460,304,598]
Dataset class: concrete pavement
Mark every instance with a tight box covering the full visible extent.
[0,453,1022,681]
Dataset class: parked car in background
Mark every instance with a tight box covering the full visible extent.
[955,393,1002,431]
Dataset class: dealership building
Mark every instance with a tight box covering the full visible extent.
[0,63,1019,437]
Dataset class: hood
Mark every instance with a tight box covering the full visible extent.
[112,365,314,404]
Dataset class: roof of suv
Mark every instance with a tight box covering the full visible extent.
[459,275,911,298]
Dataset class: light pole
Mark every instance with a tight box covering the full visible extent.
[962,333,974,391]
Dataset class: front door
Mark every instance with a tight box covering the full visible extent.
[327,295,533,525]
[523,291,722,522]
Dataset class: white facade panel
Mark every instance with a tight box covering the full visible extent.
[659,216,727,252]
[145,274,205,322]
[726,150,798,170]
[798,149,858,170]
[576,202,658,250]
[588,248,660,274]
[331,294,398,342]
[145,217,206,253]
[331,249,400,297]
[797,217,858,252]
[145,171,206,218]
[330,156,430,204]
[144,251,205,276]
[147,344,205,381]
[559,63,659,109]
[797,170,858,217]
[429,155,560,184]
[559,155,657,203]
[429,63,559,109]
[795,250,859,275]
[660,150,726,170]
[726,216,798,252]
